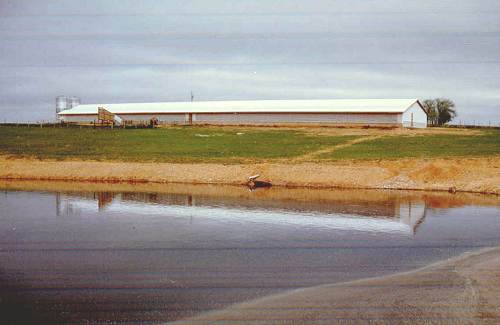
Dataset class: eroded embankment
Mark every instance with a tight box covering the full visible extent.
[171,247,500,325]
[0,156,499,194]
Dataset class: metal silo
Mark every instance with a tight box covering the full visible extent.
[56,96,68,113]
[68,96,81,109]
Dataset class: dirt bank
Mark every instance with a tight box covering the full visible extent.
[1,156,499,194]
[171,247,500,325]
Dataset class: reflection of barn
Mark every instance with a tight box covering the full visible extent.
[398,201,427,234]
[118,192,427,234]
[55,191,427,235]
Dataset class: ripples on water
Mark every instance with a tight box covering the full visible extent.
[0,182,499,324]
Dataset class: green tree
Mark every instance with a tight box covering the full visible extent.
[422,99,438,126]
[422,98,457,126]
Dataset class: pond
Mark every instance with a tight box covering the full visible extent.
[1,181,499,324]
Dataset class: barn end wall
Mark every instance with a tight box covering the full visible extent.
[402,102,427,128]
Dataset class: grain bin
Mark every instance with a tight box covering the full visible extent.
[56,96,68,113]
[68,96,81,109]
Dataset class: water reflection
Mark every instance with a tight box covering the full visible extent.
[56,191,427,235]
[1,181,499,325]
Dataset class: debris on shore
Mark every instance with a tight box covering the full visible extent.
[247,174,272,190]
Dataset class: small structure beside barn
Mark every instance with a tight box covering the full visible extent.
[97,107,115,126]
[58,98,427,128]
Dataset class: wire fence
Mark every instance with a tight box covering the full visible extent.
[0,121,155,129]
[447,120,500,129]
[0,121,87,128]
[1,121,499,129]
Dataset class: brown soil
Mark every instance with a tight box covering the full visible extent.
[292,135,384,162]
[183,125,482,136]
[1,156,499,194]
[171,247,500,325]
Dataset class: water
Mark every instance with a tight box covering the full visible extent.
[0,181,499,324]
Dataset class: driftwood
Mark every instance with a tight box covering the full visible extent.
[247,174,272,189]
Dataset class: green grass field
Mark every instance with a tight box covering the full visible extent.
[0,126,498,162]
[0,126,356,162]
[324,129,500,160]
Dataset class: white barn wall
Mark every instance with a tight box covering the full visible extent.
[60,115,95,123]
[193,113,400,125]
[61,114,186,124]
[62,112,403,126]
[402,102,427,128]
[120,114,185,123]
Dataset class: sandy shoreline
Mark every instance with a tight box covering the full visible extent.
[171,247,500,324]
[1,156,499,194]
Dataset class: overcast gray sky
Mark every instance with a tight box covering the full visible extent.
[1,0,499,123]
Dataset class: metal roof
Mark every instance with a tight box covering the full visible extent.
[58,99,421,115]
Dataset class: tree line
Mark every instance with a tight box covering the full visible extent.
[422,98,457,126]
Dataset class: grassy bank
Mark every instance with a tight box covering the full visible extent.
[0,126,498,162]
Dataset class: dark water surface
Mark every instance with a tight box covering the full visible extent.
[0,181,499,324]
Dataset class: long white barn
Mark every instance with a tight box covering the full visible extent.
[58,98,427,128]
